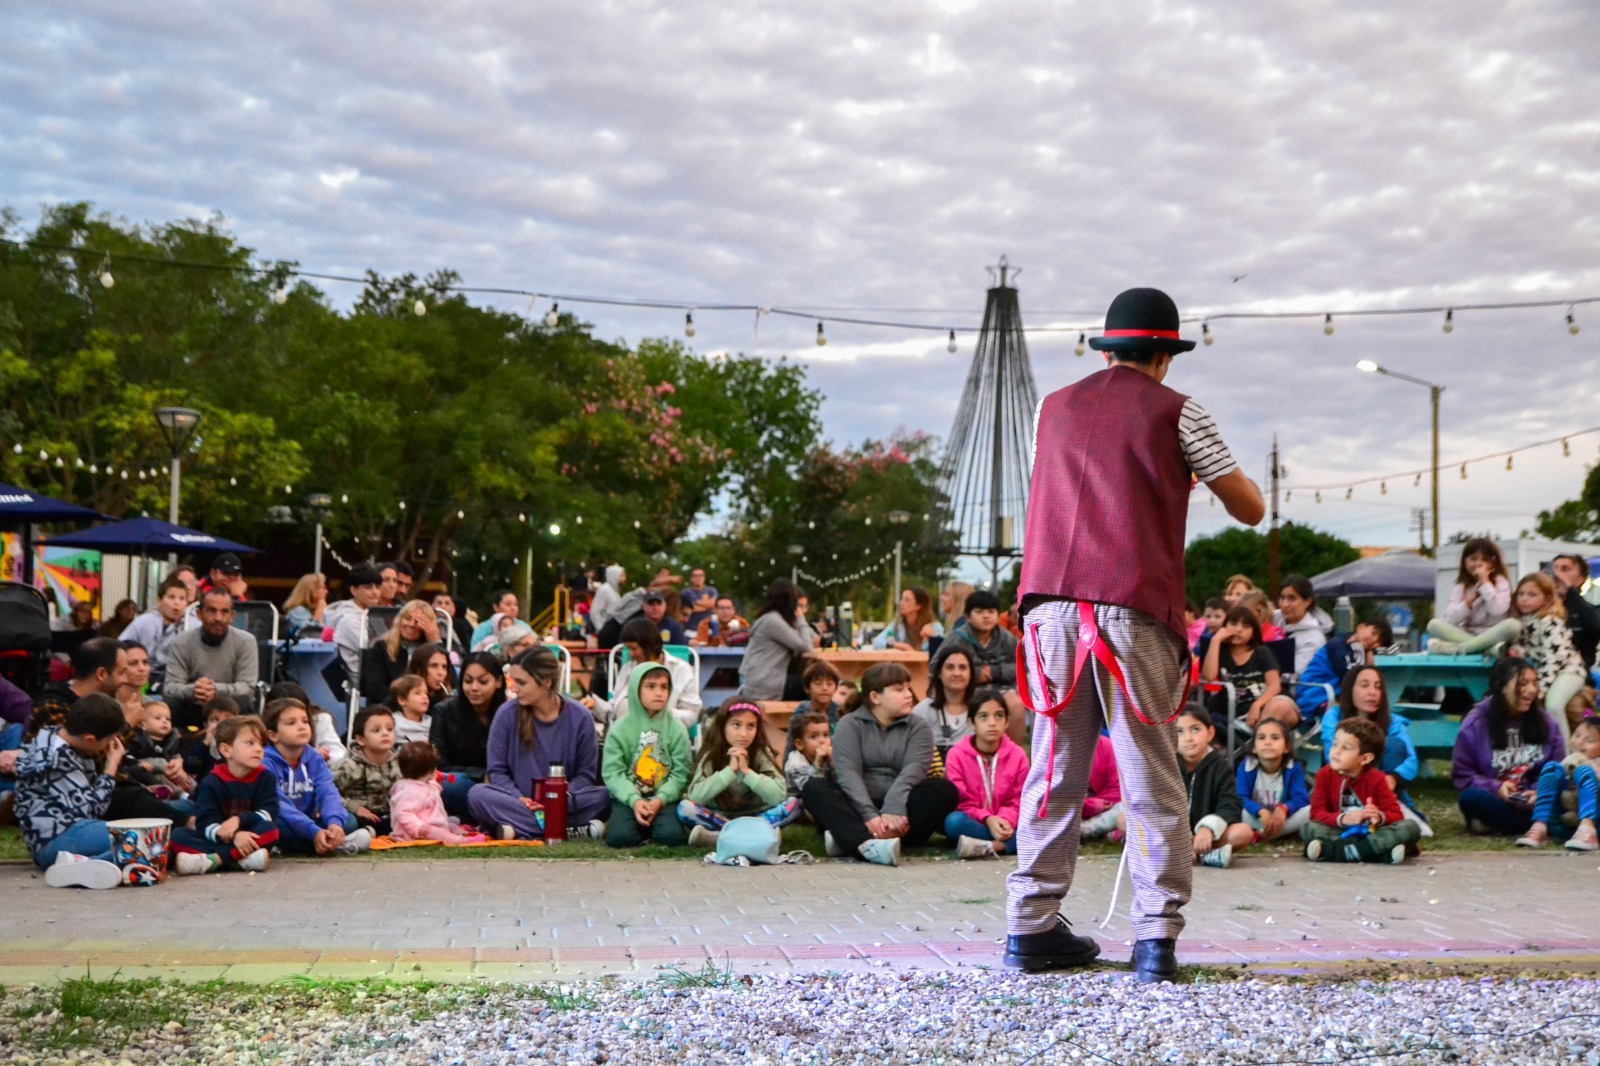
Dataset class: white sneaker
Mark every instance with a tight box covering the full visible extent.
[566,819,604,840]
[687,825,720,849]
[957,835,999,860]
[823,831,847,858]
[239,849,271,873]
[857,837,901,866]
[1386,844,1408,865]
[1199,844,1233,869]
[44,853,122,890]
[1565,825,1599,851]
[1426,640,1460,655]
[335,828,373,855]
[1304,839,1324,862]
[174,852,214,877]
[1081,806,1121,838]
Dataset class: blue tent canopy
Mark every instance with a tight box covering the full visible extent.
[43,516,257,556]
[0,482,105,525]
[1311,550,1434,599]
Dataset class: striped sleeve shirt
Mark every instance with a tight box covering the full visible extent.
[1031,396,1240,483]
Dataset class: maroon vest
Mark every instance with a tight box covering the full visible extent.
[1018,366,1192,639]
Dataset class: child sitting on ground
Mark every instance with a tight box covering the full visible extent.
[333,707,401,836]
[793,661,843,737]
[15,693,127,889]
[1303,716,1421,863]
[678,699,800,848]
[389,741,486,844]
[261,698,371,856]
[266,681,346,766]
[1175,707,1252,868]
[1235,717,1311,844]
[125,699,193,802]
[1079,733,1123,839]
[943,688,1027,859]
[389,675,433,746]
[172,715,279,875]
[1517,715,1600,851]
[602,663,692,847]
[784,711,833,798]
[182,696,240,782]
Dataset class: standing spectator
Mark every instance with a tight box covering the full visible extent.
[430,590,475,653]
[120,577,190,685]
[692,596,749,647]
[98,599,138,640]
[1551,554,1600,669]
[1273,575,1327,676]
[641,592,687,646]
[873,587,944,652]
[323,565,384,688]
[469,589,519,650]
[390,561,415,601]
[161,590,259,729]
[738,579,816,701]
[939,591,1019,690]
[1452,657,1566,836]
[359,599,441,705]
[282,573,328,637]
[1426,537,1514,654]
[683,568,719,630]
[588,568,626,635]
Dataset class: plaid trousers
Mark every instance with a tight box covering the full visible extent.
[1005,600,1193,942]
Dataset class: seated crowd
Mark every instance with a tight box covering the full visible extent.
[7,557,1598,893]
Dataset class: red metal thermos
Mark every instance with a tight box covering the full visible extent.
[539,765,568,843]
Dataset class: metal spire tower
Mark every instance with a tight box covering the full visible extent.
[937,257,1040,587]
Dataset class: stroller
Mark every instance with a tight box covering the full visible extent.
[0,581,51,697]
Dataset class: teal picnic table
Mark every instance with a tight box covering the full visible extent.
[1374,652,1495,755]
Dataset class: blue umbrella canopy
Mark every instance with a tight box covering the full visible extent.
[1311,549,1435,599]
[43,516,257,556]
[0,482,105,525]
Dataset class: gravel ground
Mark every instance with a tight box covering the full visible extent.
[4,969,1600,1065]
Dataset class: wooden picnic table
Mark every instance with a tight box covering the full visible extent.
[816,649,930,699]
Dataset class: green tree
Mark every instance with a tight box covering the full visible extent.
[1183,523,1360,607]
[1534,464,1600,541]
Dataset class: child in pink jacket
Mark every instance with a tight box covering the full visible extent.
[944,690,1029,858]
[389,742,485,845]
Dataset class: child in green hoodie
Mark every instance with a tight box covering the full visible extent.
[602,663,692,847]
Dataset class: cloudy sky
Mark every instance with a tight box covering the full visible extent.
[4,1,1598,560]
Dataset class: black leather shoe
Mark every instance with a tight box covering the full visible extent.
[1003,915,1102,972]
[1131,938,1178,984]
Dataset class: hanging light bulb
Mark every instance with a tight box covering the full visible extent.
[1442,309,1454,334]
[230,476,238,486]
[413,298,427,316]
[10,443,19,454]
[1568,311,1580,335]
[1074,332,1086,357]
[1345,487,1353,500]
[74,457,83,467]
[1314,491,1321,504]
[1563,438,1571,457]
[55,457,64,468]
[518,513,526,522]
[544,302,560,328]
[89,464,97,474]
[1285,490,1292,502]
[398,500,407,510]
[684,312,695,338]
[1505,454,1513,471]
[575,515,583,524]
[457,509,465,519]
[946,330,957,354]
[1202,322,1213,346]
[1460,464,1468,479]
[272,285,289,305]
[340,494,348,503]
[37,449,46,461]
[98,254,114,289]
[815,322,827,347]
[1322,313,1334,336]
[1380,481,1387,495]
[1414,472,1422,487]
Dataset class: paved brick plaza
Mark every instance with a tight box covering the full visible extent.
[3,851,1596,984]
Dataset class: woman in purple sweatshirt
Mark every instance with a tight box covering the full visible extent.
[466,646,608,841]
[1452,657,1566,836]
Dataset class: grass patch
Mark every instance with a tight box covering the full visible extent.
[4,970,181,1052]
[0,825,28,864]
[528,984,598,1011]
[660,956,748,990]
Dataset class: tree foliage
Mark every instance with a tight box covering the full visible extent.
[0,203,945,610]
[1183,523,1360,607]
[1534,463,1600,542]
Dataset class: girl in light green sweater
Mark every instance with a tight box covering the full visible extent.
[676,699,801,848]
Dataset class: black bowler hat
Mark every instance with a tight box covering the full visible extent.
[1087,288,1197,355]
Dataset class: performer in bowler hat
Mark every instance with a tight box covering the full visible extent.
[1002,287,1264,983]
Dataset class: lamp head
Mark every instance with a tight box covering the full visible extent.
[1355,360,1380,374]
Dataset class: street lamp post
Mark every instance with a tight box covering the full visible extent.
[787,544,805,584]
[306,493,333,574]
[1356,361,1443,552]
[154,406,202,526]
[887,510,911,613]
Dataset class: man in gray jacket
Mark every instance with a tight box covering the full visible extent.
[163,589,259,727]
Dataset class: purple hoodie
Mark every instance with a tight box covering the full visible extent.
[483,696,608,821]
[0,675,30,727]
[1451,697,1566,795]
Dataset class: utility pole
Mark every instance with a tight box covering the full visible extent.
[1410,507,1428,553]
[1267,434,1282,594]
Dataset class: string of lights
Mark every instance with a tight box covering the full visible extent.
[796,547,899,590]
[5,237,1596,347]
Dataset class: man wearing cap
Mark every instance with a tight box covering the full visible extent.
[185,553,247,630]
[1003,288,1263,984]
[642,592,688,646]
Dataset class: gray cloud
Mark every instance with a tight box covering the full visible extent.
[3,0,1598,554]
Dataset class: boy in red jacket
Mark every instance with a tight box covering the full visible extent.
[1302,716,1421,864]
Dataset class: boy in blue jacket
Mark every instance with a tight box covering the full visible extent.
[172,715,279,874]
[1294,618,1393,722]
[261,698,369,855]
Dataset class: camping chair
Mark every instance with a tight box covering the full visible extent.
[367,605,401,638]
[607,644,700,690]
[436,609,455,655]
[543,643,573,694]
[0,581,51,697]
[232,600,280,711]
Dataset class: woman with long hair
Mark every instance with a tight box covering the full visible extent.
[98,599,139,640]
[1452,656,1566,836]
[430,650,505,819]
[874,586,943,652]
[283,573,328,635]
[405,642,456,706]
[360,599,441,705]
[912,645,977,757]
[466,646,608,841]
[940,582,975,636]
[738,578,817,701]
